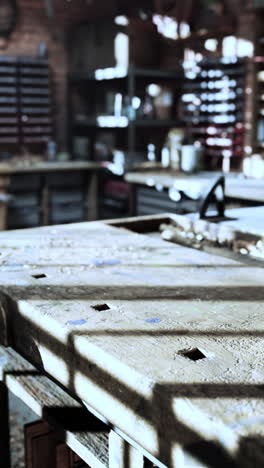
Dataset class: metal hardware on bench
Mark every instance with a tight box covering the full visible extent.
[199,175,226,221]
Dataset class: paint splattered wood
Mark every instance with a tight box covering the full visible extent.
[0,218,263,466]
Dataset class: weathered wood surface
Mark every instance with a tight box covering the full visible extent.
[0,347,109,468]
[125,170,264,203]
[0,218,263,467]
[223,206,264,237]
[189,206,264,238]
[0,161,102,175]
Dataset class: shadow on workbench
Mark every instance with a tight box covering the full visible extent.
[5,291,264,468]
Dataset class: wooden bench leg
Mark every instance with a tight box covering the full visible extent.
[87,171,98,221]
[109,431,144,468]
[0,381,11,468]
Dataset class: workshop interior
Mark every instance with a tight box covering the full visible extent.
[0,1,264,467]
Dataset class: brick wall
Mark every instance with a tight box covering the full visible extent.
[0,0,117,151]
[0,0,66,150]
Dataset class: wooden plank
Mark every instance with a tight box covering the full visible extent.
[10,377,109,467]
[0,297,13,348]
[0,347,109,468]
[41,182,49,226]
[0,347,36,376]
[220,206,264,237]
[87,171,99,221]
[0,202,7,231]
[109,431,144,468]
[0,174,10,231]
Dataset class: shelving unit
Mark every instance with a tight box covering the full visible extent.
[19,56,53,149]
[73,117,182,129]
[181,57,247,170]
[69,66,183,219]
[254,58,264,151]
[69,58,264,169]
[69,65,183,158]
[0,57,19,148]
[0,56,54,155]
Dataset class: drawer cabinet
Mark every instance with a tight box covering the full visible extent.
[4,169,96,230]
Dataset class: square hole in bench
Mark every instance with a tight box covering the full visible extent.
[92,303,110,311]
[178,347,206,361]
[32,274,47,279]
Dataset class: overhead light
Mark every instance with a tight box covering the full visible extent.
[147,83,161,97]
[205,39,218,52]
[115,16,129,26]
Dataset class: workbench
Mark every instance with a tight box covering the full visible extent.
[0,160,102,230]
[0,213,264,467]
[125,171,264,215]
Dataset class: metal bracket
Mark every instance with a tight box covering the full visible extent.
[199,175,225,221]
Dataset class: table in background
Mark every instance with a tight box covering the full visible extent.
[125,170,264,216]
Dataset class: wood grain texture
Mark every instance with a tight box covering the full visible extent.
[0,347,109,468]
[109,431,144,468]
[0,217,263,467]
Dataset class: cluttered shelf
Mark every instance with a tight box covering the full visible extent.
[69,55,264,171]
[0,158,102,174]
[69,65,182,82]
[73,117,184,129]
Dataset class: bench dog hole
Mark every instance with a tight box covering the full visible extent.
[178,347,206,362]
[32,274,47,279]
[92,303,110,312]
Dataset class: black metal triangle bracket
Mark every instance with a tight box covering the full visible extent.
[199,175,226,221]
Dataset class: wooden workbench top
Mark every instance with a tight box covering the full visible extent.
[0,219,264,467]
[0,160,102,174]
[217,206,264,237]
[125,170,264,203]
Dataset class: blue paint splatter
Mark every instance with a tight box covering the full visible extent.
[145,318,161,324]
[93,259,121,267]
[67,319,87,326]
